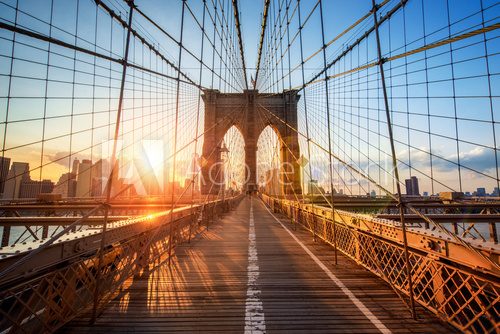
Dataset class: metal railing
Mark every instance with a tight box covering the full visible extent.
[0,195,243,333]
[0,197,223,248]
[287,195,500,244]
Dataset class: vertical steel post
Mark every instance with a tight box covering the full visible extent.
[1,226,10,247]
[371,0,416,319]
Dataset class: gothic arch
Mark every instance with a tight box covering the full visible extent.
[201,89,301,195]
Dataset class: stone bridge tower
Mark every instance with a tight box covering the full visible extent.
[200,89,302,195]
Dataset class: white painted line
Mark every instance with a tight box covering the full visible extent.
[261,201,392,334]
[244,198,266,334]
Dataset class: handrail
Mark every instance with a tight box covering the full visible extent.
[0,195,243,333]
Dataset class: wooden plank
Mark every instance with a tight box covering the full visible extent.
[61,197,457,333]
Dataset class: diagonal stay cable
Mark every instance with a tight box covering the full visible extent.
[254,0,271,89]
[231,0,249,90]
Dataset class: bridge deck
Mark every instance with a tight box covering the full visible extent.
[63,197,455,333]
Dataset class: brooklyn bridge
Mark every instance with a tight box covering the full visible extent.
[0,0,499,333]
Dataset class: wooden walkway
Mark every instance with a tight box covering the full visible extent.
[63,197,456,333]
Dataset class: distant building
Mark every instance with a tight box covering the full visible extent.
[423,191,429,197]
[184,178,192,189]
[2,162,30,199]
[0,156,11,195]
[439,192,464,201]
[91,178,104,197]
[184,177,200,194]
[72,158,80,174]
[19,179,54,198]
[370,190,376,198]
[405,176,420,196]
[2,161,55,199]
[53,172,77,198]
[75,159,92,197]
[476,187,486,197]
[111,178,137,198]
[492,187,500,197]
[168,181,181,194]
[91,159,108,197]
[308,179,325,195]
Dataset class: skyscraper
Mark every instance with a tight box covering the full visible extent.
[0,156,11,195]
[308,179,325,195]
[53,172,77,198]
[19,179,54,198]
[405,176,420,196]
[2,162,30,199]
[72,158,80,174]
[75,159,92,197]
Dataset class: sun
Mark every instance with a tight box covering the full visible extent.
[143,140,165,177]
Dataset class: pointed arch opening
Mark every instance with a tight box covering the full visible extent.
[222,125,246,192]
[257,125,282,196]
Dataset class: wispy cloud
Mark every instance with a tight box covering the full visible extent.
[45,151,89,168]
[398,146,498,173]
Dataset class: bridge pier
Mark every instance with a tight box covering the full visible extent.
[200,89,302,195]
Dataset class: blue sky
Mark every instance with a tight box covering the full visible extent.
[0,0,499,196]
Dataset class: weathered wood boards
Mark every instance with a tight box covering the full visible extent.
[62,197,455,333]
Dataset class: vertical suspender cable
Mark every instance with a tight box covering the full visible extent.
[190,0,207,243]
[168,0,186,265]
[217,0,223,91]
[479,0,500,193]
[297,0,315,239]
[211,0,217,89]
[278,0,284,93]
[92,0,135,323]
[371,0,416,319]
[319,0,338,265]
[39,0,54,194]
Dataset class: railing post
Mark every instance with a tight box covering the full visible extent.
[489,222,498,244]
[187,212,194,244]
[1,226,10,247]
[313,214,317,242]
[42,225,49,239]
[322,216,327,240]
